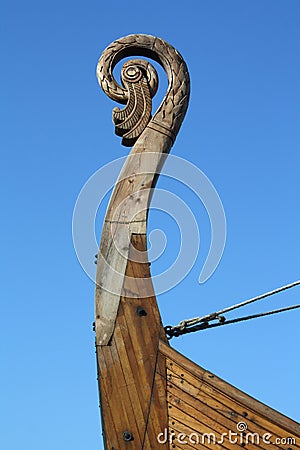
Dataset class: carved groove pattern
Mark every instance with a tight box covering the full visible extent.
[112,60,155,146]
[97,34,190,146]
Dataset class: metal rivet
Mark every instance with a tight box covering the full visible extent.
[122,431,133,442]
[136,306,147,316]
[242,412,248,418]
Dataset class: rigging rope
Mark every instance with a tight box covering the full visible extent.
[164,280,300,339]
[165,304,300,338]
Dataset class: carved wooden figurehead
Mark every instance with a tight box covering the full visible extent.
[94,35,300,450]
[95,35,190,347]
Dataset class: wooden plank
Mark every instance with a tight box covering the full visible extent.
[113,305,149,428]
[167,380,248,436]
[117,301,164,447]
[170,403,232,448]
[96,235,169,449]
[168,391,274,450]
[144,351,169,448]
[160,341,300,439]
[97,377,122,450]
[97,344,143,448]
[166,354,272,449]
[168,417,221,450]
[166,360,300,449]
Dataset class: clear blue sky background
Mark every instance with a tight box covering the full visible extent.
[1,1,300,449]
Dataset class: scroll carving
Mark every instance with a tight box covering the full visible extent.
[97,34,190,146]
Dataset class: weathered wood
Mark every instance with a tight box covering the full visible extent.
[95,34,190,346]
[94,34,299,450]
[95,35,190,448]
[96,235,169,449]
[159,341,300,449]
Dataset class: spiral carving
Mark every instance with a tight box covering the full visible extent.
[111,59,158,146]
[97,34,190,147]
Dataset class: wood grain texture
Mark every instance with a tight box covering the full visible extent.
[95,34,190,346]
[95,34,190,449]
[159,341,300,449]
[95,35,299,450]
[96,235,169,449]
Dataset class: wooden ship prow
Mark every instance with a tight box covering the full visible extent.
[94,34,300,449]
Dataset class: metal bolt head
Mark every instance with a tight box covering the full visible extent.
[123,431,133,442]
[136,306,147,316]
[122,431,133,441]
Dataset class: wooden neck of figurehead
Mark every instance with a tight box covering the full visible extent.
[95,34,190,347]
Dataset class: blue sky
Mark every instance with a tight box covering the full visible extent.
[2,1,300,449]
